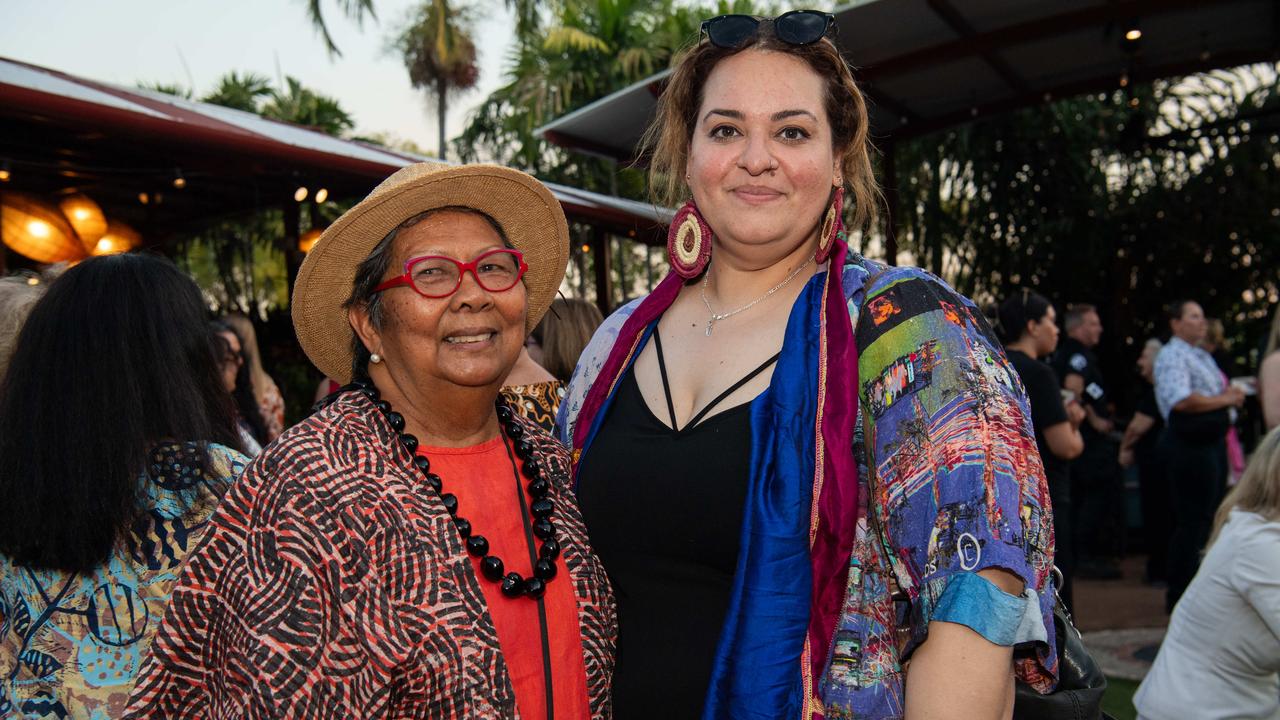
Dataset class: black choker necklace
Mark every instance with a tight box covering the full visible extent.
[347,378,561,599]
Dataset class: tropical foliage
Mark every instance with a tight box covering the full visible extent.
[456,0,769,184]
[302,0,378,57]
[391,0,481,159]
[202,71,274,112]
[141,73,356,133]
[262,76,357,134]
[890,63,1280,385]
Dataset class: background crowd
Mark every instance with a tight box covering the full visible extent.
[993,291,1275,614]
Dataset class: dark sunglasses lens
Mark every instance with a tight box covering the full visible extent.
[775,11,830,45]
[706,15,759,48]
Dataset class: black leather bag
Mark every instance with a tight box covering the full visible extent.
[1013,569,1115,720]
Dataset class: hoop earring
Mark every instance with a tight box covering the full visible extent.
[815,186,845,264]
[667,200,713,279]
[370,352,383,364]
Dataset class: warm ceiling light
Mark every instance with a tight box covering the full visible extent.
[580,243,591,253]
[298,228,324,253]
[59,193,108,248]
[314,187,329,203]
[172,169,187,190]
[92,220,142,256]
[1125,28,1142,41]
[0,167,10,182]
[1,192,87,263]
[294,186,309,202]
[138,192,150,205]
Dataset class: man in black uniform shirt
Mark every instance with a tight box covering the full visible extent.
[1053,304,1123,580]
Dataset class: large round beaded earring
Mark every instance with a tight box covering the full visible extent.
[666,200,713,279]
[815,186,845,264]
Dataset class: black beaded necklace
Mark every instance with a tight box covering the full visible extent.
[345,378,561,599]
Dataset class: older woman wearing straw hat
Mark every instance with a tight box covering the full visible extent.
[125,163,616,719]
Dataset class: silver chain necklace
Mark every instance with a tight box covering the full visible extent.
[699,258,813,336]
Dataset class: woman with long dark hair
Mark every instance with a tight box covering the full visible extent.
[223,313,287,441]
[211,320,269,454]
[0,253,247,717]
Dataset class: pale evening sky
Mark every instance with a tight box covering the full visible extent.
[0,0,516,154]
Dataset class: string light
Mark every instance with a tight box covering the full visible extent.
[1124,19,1142,43]
[172,168,186,189]
[0,160,10,183]
[314,188,329,203]
[294,186,309,202]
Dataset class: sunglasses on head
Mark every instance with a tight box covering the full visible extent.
[700,10,836,49]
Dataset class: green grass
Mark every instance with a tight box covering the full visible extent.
[1102,677,1139,720]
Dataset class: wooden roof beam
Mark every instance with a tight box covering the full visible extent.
[925,0,1031,95]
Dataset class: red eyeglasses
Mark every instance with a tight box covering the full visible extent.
[372,248,528,298]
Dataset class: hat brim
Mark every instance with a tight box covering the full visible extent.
[292,164,570,384]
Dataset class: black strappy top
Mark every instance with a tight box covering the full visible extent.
[576,328,779,719]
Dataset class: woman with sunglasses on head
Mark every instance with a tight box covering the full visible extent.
[558,12,1058,720]
[126,164,615,719]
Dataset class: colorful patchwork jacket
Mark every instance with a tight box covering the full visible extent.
[124,391,616,719]
[559,245,1057,720]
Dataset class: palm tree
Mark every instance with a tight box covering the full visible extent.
[392,0,480,160]
[202,71,274,113]
[504,0,545,50]
[302,0,377,58]
[456,0,727,173]
[262,77,356,136]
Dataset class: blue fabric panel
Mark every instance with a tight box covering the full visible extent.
[702,274,825,720]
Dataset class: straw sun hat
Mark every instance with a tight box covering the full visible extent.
[292,163,570,384]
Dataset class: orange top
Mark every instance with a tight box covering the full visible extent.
[420,437,590,720]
